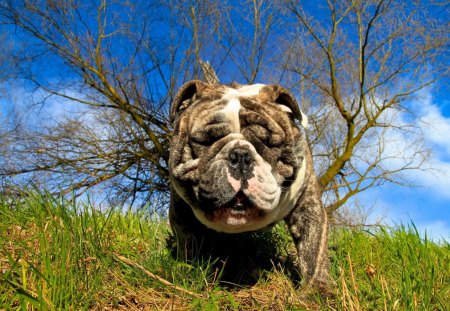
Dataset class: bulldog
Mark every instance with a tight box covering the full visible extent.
[169,80,329,287]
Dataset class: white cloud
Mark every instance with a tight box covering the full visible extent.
[30,87,90,123]
[373,90,450,199]
[415,220,450,243]
[417,94,450,155]
[1,82,89,128]
[408,93,450,198]
[415,161,450,199]
[346,190,450,242]
[343,89,450,242]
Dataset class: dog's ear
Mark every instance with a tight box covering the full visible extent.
[269,86,308,128]
[170,80,206,124]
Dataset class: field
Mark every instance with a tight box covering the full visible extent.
[1,191,449,310]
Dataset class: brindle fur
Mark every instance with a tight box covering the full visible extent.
[169,80,329,288]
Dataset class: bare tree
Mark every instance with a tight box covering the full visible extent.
[209,0,282,83]
[0,0,209,209]
[281,0,448,213]
[0,0,448,216]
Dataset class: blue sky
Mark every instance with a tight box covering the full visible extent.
[0,1,448,241]
[355,87,450,242]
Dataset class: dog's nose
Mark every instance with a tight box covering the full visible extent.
[229,147,253,174]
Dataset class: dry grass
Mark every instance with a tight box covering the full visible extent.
[1,192,449,310]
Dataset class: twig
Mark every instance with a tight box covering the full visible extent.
[113,253,203,298]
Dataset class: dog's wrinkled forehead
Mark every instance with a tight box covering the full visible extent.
[170,80,308,128]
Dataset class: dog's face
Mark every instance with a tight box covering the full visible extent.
[169,80,309,233]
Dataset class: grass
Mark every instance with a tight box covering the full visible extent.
[0,190,449,310]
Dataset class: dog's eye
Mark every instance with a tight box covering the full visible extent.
[247,124,283,147]
[190,124,231,146]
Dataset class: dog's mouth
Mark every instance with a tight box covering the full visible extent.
[204,191,266,226]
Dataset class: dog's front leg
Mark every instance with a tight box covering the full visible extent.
[285,174,330,289]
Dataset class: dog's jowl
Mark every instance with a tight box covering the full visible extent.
[169,80,329,287]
